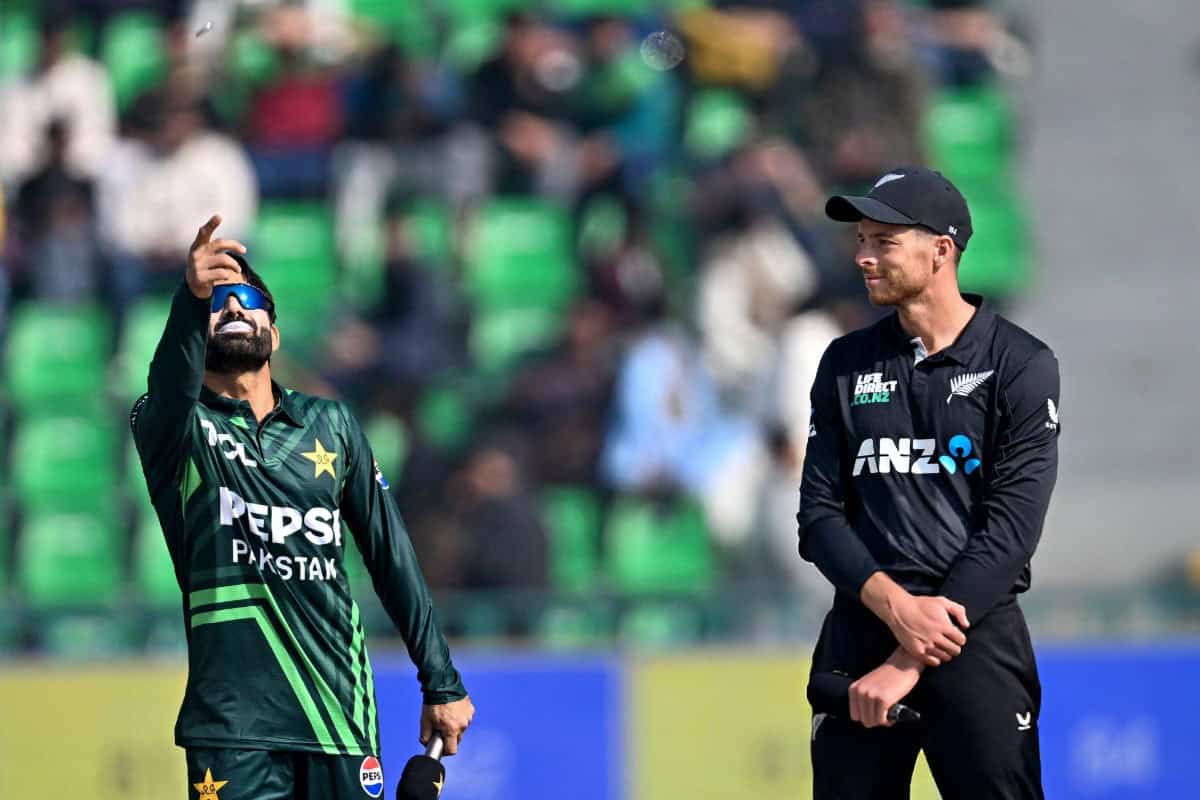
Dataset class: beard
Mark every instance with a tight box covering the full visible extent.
[866,271,926,307]
[206,322,273,374]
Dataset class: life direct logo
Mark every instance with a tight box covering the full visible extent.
[853,434,982,477]
[360,755,384,798]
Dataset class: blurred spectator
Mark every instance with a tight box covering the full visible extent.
[920,0,1003,86]
[0,17,116,186]
[678,5,801,93]
[584,221,669,328]
[504,300,619,485]
[692,140,828,398]
[335,45,462,271]
[246,6,343,196]
[785,0,927,187]
[448,432,549,591]
[97,83,257,307]
[465,14,583,197]
[570,16,680,206]
[601,295,767,547]
[12,118,100,302]
[322,200,467,405]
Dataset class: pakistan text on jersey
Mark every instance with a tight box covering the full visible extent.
[232,539,339,582]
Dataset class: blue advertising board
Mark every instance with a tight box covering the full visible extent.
[372,652,624,800]
[1038,642,1200,800]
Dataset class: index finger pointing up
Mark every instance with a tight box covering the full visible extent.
[193,214,223,247]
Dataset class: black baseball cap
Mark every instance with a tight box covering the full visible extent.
[825,166,973,251]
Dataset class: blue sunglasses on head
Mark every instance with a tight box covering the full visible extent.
[211,283,273,315]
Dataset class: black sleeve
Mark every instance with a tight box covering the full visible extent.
[939,349,1061,622]
[797,345,881,596]
[338,405,467,705]
[130,281,210,496]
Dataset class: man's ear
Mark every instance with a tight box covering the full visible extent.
[271,324,280,354]
[932,234,955,272]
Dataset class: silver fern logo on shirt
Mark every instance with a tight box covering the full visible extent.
[946,370,995,404]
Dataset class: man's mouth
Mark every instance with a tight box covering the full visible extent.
[216,320,254,335]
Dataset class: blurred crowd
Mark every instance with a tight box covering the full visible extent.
[0,0,1031,642]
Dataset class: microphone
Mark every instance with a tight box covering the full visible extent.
[808,671,921,724]
[396,736,447,800]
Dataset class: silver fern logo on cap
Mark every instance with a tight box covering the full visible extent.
[946,370,995,404]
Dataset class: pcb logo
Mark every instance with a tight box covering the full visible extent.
[360,755,384,798]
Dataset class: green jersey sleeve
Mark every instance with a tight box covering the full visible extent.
[130,281,210,496]
[338,406,468,705]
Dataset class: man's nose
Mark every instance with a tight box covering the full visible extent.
[223,294,246,313]
[856,250,877,270]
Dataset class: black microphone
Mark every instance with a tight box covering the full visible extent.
[808,671,921,724]
[396,736,447,800]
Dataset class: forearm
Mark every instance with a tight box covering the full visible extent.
[886,646,926,675]
[147,280,210,403]
[131,281,208,487]
[859,570,907,629]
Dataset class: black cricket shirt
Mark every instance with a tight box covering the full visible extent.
[797,294,1061,623]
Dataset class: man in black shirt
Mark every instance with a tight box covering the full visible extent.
[798,167,1060,799]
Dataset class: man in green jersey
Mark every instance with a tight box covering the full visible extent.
[130,214,475,800]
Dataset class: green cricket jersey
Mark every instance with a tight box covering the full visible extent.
[130,283,466,756]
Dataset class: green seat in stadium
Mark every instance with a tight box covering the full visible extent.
[578,194,628,261]
[363,412,409,483]
[444,0,530,22]
[100,11,168,111]
[350,0,437,56]
[414,383,475,451]
[618,602,703,649]
[684,89,753,162]
[546,0,654,18]
[18,509,123,608]
[9,416,119,510]
[923,83,1015,185]
[463,198,579,312]
[252,202,339,353]
[114,294,172,403]
[469,306,565,377]
[542,485,602,593]
[956,183,1033,299]
[3,303,112,414]
[405,198,456,270]
[134,505,178,609]
[0,11,38,79]
[605,497,714,594]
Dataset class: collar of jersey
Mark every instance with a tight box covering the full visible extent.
[198,380,305,427]
[889,293,994,366]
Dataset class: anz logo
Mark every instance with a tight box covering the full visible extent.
[853,435,982,477]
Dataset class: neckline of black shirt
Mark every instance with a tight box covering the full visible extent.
[887,292,995,367]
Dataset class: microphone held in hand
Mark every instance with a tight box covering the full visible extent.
[396,736,447,800]
[808,671,921,724]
